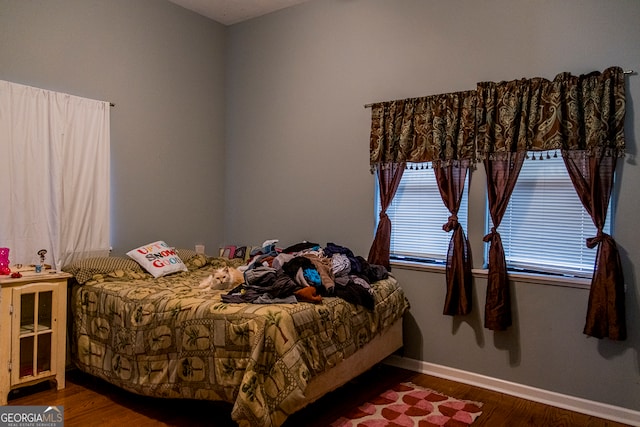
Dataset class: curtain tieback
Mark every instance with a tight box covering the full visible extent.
[586,230,607,249]
[483,227,498,242]
[442,214,459,232]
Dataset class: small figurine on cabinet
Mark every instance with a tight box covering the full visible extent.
[36,249,47,273]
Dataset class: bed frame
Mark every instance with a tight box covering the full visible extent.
[300,319,403,408]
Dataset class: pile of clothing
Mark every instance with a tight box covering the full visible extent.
[221,241,389,309]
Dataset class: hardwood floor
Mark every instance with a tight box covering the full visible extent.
[6,365,630,427]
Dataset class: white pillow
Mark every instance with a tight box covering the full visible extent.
[126,241,188,278]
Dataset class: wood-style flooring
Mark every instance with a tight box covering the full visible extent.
[6,364,630,426]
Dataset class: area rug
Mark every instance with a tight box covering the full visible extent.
[330,381,483,427]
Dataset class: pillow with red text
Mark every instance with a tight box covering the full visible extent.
[126,241,188,278]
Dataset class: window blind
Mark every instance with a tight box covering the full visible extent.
[489,153,612,277]
[375,164,469,261]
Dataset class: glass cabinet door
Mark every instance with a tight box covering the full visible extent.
[12,284,57,384]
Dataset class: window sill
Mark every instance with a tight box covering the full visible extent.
[390,260,591,290]
[471,268,591,290]
[390,260,446,274]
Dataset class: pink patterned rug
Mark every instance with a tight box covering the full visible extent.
[330,382,483,427]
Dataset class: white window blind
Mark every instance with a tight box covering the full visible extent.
[375,164,469,262]
[488,153,612,278]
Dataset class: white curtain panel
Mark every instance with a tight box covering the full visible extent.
[0,80,110,268]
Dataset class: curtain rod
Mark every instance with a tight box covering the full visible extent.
[110,102,115,107]
[363,69,636,109]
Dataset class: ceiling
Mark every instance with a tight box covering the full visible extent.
[169,0,312,26]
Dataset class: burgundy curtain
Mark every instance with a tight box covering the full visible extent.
[482,152,525,330]
[563,153,625,340]
[368,163,405,269]
[553,67,627,339]
[476,75,533,331]
[563,67,626,340]
[434,163,473,315]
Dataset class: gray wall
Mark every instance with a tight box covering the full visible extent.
[226,0,640,412]
[1,0,638,415]
[0,0,227,254]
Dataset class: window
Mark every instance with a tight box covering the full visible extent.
[374,163,469,263]
[375,155,613,277]
[0,81,111,268]
[487,153,612,278]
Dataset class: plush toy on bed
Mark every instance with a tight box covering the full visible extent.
[199,266,244,291]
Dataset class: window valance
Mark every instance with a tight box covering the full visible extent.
[476,66,625,158]
[369,66,626,169]
[369,90,477,170]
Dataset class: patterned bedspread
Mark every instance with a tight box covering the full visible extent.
[69,255,408,427]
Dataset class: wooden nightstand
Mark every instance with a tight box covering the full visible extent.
[0,271,71,405]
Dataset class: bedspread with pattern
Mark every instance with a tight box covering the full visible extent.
[70,256,408,427]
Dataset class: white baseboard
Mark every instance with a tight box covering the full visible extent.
[384,355,640,426]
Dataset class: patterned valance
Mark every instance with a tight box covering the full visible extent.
[476,66,626,158]
[369,90,477,171]
[369,66,626,169]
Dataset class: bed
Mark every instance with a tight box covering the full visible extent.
[66,245,409,427]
